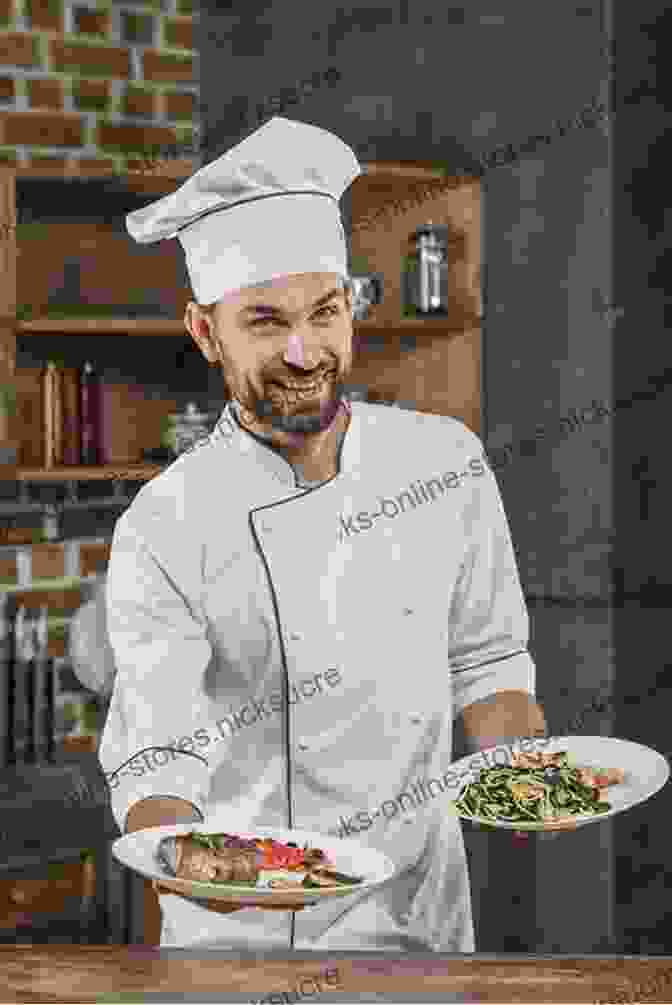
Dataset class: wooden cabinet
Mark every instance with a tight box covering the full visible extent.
[0,858,95,933]
[0,161,482,479]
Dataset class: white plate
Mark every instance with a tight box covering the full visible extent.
[112,825,396,906]
[447,735,670,831]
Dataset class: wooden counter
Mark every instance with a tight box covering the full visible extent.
[1,948,672,1003]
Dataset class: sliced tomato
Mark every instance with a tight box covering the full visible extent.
[258,843,307,870]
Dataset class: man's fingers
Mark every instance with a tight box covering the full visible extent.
[152,882,306,911]
[254,902,307,911]
[192,897,307,912]
[152,882,242,912]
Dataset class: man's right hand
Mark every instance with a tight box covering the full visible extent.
[152,880,306,913]
[126,797,305,913]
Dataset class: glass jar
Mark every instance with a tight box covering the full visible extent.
[402,222,450,317]
[164,403,213,456]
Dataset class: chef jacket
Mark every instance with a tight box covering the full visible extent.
[98,398,536,952]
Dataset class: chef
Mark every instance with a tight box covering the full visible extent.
[98,115,548,952]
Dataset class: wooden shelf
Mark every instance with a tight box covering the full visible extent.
[1,164,482,452]
[356,315,482,331]
[0,464,163,482]
[13,316,481,335]
[17,319,187,335]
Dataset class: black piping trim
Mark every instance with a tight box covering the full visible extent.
[228,398,351,491]
[450,648,529,674]
[247,498,299,949]
[176,189,338,236]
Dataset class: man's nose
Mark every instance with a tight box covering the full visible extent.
[283,332,321,370]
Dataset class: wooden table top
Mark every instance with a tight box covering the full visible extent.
[1,949,672,1003]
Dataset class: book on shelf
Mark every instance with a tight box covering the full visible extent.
[80,362,100,466]
[61,367,80,466]
[42,361,63,469]
[7,366,179,470]
[41,362,105,467]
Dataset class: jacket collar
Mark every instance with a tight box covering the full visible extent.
[211,397,363,489]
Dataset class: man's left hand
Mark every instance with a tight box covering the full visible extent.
[470,819,578,841]
[459,690,556,843]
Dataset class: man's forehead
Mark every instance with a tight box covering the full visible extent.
[232,272,344,306]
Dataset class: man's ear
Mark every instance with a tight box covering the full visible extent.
[184,303,218,364]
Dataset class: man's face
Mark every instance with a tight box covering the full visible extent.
[186,272,353,438]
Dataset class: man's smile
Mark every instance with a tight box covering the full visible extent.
[267,369,337,404]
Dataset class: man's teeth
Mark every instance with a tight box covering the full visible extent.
[274,377,330,398]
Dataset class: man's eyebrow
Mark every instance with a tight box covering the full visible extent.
[239,287,344,316]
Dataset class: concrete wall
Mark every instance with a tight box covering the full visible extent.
[611,1,672,955]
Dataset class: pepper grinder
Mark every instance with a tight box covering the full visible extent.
[402,222,450,317]
[80,361,100,465]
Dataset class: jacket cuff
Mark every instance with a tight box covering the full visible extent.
[451,649,536,720]
[106,754,210,834]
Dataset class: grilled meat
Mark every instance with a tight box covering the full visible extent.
[308,866,364,886]
[157,835,260,883]
[212,848,259,883]
[155,832,353,889]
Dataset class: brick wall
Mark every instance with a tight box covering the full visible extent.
[0,0,198,177]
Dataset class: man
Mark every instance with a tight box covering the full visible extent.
[98,116,548,951]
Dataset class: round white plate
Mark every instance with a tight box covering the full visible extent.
[112,825,396,906]
[448,735,669,831]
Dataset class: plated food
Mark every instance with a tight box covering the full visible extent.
[454,749,626,826]
[450,737,668,831]
[156,831,364,891]
[113,825,395,907]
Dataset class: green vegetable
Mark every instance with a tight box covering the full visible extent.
[187,832,221,851]
[453,753,614,825]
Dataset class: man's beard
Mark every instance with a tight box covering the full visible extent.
[248,369,348,435]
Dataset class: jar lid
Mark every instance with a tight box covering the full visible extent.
[169,402,209,423]
[413,223,450,239]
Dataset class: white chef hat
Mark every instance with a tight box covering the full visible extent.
[125,116,361,305]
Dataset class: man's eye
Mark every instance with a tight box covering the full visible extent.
[250,305,340,328]
[250,318,279,327]
[314,305,340,319]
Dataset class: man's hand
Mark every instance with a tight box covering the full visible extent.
[459,690,552,844]
[152,880,306,912]
[459,691,548,751]
[124,799,307,913]
[472,821,578,841]
[515,818,579,841]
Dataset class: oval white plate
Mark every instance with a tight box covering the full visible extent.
[112,825,396,906]
[448,735,670,831]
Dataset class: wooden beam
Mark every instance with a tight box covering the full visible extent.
[0,169,16,385]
